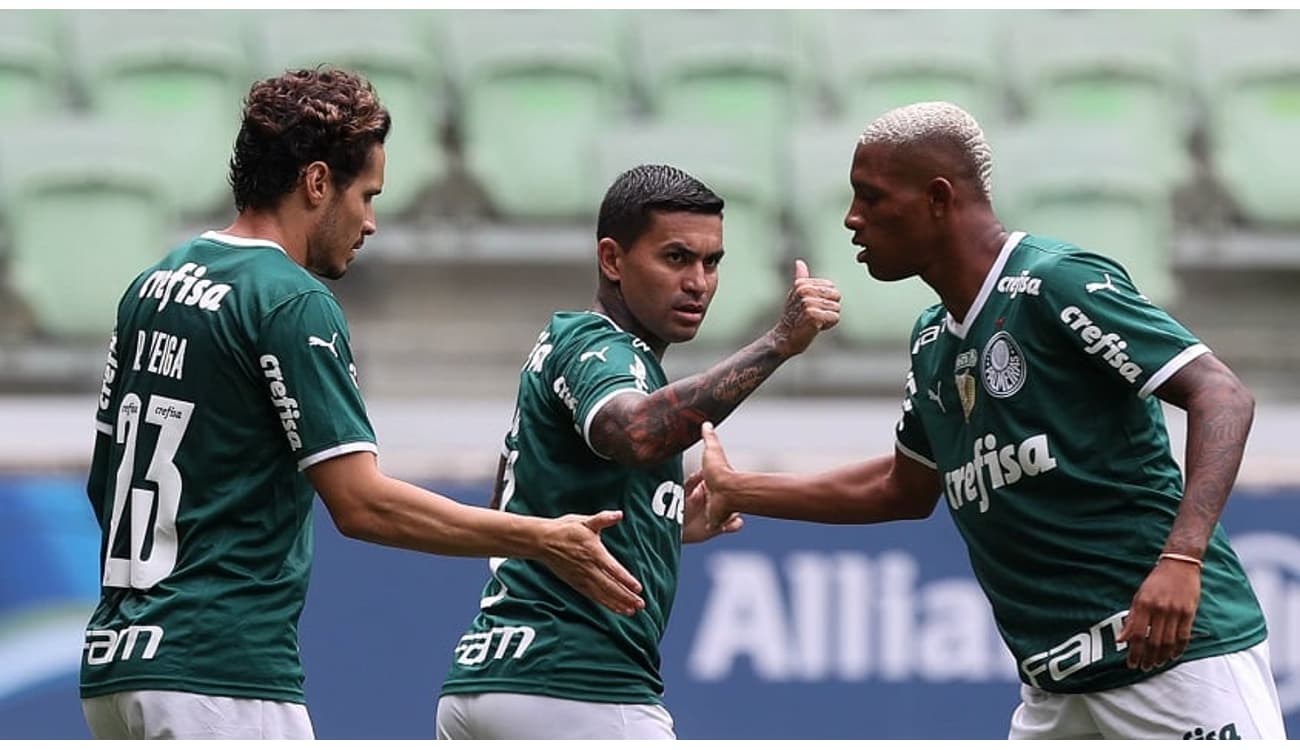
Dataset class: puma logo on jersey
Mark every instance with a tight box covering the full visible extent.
[927,381,946,413]
[308,332,339,358]
[1084,273,1119,295]
[579,346,609,363]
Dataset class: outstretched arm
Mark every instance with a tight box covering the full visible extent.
[694,421,943,530]
[591,260,841,466]
[307,451,645,616]
[1118,352,1254,670]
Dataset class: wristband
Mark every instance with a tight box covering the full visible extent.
[1159,552,1204,568]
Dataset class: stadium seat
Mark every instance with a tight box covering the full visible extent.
[634,10,799,191]
[0,119,172,339]
[251,10,446,220]
[802,10,1005,130]
[68,10,250,218]
[0,10,65,122]
[1005,11,1193,187]
[447,10,631,219]
[790,121,939,348]
[992,123,1177,305]
[594,124,786,347]
[1193,12,1300,225]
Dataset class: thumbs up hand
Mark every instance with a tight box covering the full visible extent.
[770,259,841,358]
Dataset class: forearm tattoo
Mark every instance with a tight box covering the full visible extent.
[1165,379,1253,558]
[593,336,784,465]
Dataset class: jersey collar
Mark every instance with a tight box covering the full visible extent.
[944,230,1026,340]
[201,230,289,256]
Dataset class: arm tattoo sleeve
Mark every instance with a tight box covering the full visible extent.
[1163,368,1254,559]
[591,333,786,465]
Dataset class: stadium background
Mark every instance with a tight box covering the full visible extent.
[1,8,1298,739]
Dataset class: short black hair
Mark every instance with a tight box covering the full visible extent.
[229,66,391,212]
[596,164,724,248]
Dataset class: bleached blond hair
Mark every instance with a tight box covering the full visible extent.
[858,101,993,201]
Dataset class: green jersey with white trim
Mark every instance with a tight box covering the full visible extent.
[895,232,1266,693]
[82,231,376,703]
[441,311,683,704]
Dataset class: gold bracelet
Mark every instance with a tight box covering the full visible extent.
[1160,552,1204,568]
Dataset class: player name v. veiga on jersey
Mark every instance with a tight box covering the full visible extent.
[137,262,233,313]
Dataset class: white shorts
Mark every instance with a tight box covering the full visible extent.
[81,689,314,739]
[436,692,676,739]
[1009,640,1287,739]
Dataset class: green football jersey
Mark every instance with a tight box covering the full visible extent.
[441,311,683,704]
[82,231,377,703]
[895,231,1266,694]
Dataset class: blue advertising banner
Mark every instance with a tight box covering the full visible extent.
[2,476,1297,739]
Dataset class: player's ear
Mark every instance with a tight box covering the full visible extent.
[303,161,331,208]
[927,176,954,218]
[596,237,624,283]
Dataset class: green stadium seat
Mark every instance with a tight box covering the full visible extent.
[594,124,786,348]
[251,10,446,220]
[802,10,1005,130]
[790,121,939,349]
[1006,11,1193,187]
[447,10,631,219]
[69,10,251,218]
[635,10,799,191]
[1194,12,1300,225]
[0,10,65,122]
[0,120,172,339]
[992,123,1176,305]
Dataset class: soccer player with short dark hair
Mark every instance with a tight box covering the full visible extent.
[80,67,645,740]
[435,164,843,739]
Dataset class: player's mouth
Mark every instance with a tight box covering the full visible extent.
[672,303,705,326]
[854,242,870,264]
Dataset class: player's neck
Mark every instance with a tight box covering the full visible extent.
[221,211,307,268]
[930,217,1008,325]
[591,290,668,359]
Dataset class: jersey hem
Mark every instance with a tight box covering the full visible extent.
[1029,627,1267,694]
[440,678,662,706]
[80,676,305,704]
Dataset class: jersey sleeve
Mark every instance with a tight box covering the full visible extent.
[88,329,123,513]
[1035,253,1208,398]
[547,324,655,459]
[895,368,937,469]
[258,291,377,470]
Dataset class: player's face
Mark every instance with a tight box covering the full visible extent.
[308,144,384,280]
[615,210,724,347]
[844,141,936,282]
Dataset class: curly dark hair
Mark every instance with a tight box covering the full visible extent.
[596,164,724,248]
[229,67,391,212]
